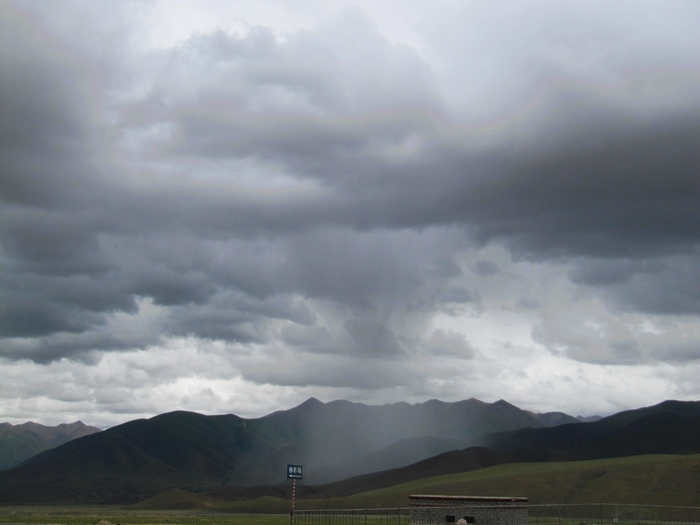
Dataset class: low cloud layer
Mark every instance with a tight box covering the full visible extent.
[2,0,700,425]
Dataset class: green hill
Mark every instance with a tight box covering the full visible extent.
[343,454,700,507]
[134,454,700,511]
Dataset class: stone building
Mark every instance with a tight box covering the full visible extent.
[408,495,529,525]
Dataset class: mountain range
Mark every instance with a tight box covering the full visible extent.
[0,421,101,470]
[0,398,697,505]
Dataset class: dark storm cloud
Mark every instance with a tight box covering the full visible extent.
[165,289,316,342]
[0,10,98,210]
[0,328,159,364]
[468,116,700,259]
[3,0,700,372]
[147,25,700,260]
[591,254,700,315]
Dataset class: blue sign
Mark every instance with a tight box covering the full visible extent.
[287,464,303,480]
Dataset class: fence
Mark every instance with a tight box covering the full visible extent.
[528,504,700,525]
[294,507,410,525]
[294,504,700,525]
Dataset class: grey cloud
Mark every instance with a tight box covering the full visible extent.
[0,315,162,364]
[607,257,700,315]
[241,352,418,389]
[569,258,667,286]
[281,228,467,310]
[421,329,476,359]
[662,344,700,363]
[431,286,483,318]
[127,11,439,179]
[609,340,643,363]
[280,324,333,351]
[0,9,99,211]
[345,318,404,357]
[515,298,541,310]
[423,112,700,263]
[568,253,700,315]
[140,32,700,268]
[0,296,105,339]
[532,318,647,366]
[435,286,480,305]
[170,10,438,114]
[474,260,499,276]
[166,290,315,342]
[3,0,700,376]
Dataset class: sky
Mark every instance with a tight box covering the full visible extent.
[2,0,700,428]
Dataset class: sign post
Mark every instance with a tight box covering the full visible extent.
[287,464,302,525]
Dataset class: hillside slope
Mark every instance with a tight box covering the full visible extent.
[136,454,700,510]
[254,397,578,484]
[0,397,578,503]
[201,406,700,503]
[12,398,695,504]
[484,400,700,453]
[305,409,700,499]
[0,421,100,470]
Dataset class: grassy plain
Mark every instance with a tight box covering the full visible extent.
[1,454,698,524]
[0,509,290,525]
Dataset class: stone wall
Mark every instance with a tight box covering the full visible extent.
[409,495,529,525]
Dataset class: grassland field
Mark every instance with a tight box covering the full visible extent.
[1,454,698,524]
[0,509,292,525]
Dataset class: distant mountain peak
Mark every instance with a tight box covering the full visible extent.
[492,399,522,411]
[576,415,602,422]
[0,420,101,472]
[300,397,324,407]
